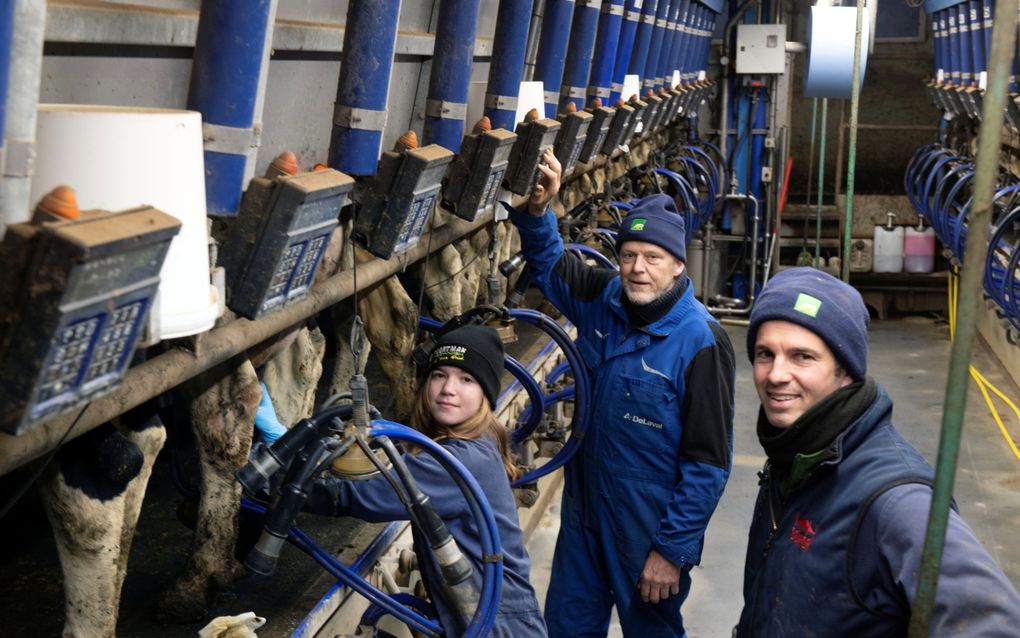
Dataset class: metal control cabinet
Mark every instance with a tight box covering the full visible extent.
[356,144,455,259]
[736,24,787,74]
[504,117,561,196]
[578,105,613,163]
[222,169,355,319]
[554,110,593,177]
[0,206,180,435]
[442,128,517,221]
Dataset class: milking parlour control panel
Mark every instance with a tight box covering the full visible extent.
[0,206,180,435]
[554,109,592,177]
[622,97,648,147]
[442,128,517,221]
[356,144,455,259]
[504,117,560,196]
[221,168,355,320]
[601,102,635,154]
[578,104,614,163]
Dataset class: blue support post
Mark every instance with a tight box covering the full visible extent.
[626,0,659,97]
[327,0,401,176]
[682,4,704,83]
[641,0,675,92]
[933,9,944,79]
[609,0,644,102]
[485,0,534,131]
[586,0,626,106]
[187,0,273,216]
[423,0,483,152]
[559,0,601,112]
[534,0,576,117]
[948,8,962,85]
[0,0,14,144]
[671,0,692,86]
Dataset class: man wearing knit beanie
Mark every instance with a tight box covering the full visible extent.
[508,148,735,638]
[736,267,1020,636]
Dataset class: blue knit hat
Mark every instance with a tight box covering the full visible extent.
[747,268,870,381]
[615,193,687,262]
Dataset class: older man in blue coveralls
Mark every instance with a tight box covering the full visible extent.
[507,148,735,637]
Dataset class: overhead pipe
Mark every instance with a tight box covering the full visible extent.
[586,0,626,107]
[910,0,1017,634]
[559,0,602,113]
[0,0,45,233]
[625,0,660,96]
[485,0,535,131]
[187,0,277,216]
[327,0,401,176]
[533,0,576,117]
[608,0,645,102]
[423,0,484,152]
[641,0,675,92]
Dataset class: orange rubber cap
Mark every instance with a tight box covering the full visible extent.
[37,185,79,220]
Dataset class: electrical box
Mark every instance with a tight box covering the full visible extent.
[442,128,517,221]
[578,105,614,163]
[601,103,635,154]
[0,206,181,435]
[356,144,455,259]
[221,168,355,319]
[504,117,560,196]
[736,24,787,74]
[554,110,593,177]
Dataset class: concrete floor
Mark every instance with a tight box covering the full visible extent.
[527,316,1020,637]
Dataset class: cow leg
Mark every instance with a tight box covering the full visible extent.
[159,357,261,621]
[39,423,144,638]
[113,406,167,607]
[424,243,464,322]
[261,324,326,426]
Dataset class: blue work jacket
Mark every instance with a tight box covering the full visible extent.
[737,383,1020,636]
[512,206,735,570]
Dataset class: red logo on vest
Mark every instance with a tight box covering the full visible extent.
[790,513,817,551]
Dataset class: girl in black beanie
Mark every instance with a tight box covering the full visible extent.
[307,325,547,637]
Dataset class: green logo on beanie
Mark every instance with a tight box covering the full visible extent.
[630,217,647,231]
[794,293,822,317]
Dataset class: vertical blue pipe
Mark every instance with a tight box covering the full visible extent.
[948,9,961,85]
[187,0,272,216]
[933,10,944,79]
[328,0,400,176]
[958,3,973,85]
[671,0,692,86]
[423,0,483,152]
[641,0,674,92]
[534,0,576,118]
[750,89,766,202]
[684,4,705,83]
[679,3,696,83]
[559,0,601,113]
[626,0,659,96]
[485,0,533,131]
[609,0,644,102]
[940,11,953,82]
[660,0,689,89]
[0,0,15,143]
[970,1,985,80]
[586,0,626,106]
[654,0,684,91]
[699,10,716,79]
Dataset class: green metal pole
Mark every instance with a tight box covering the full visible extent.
[815,98,828,267]
[840,0,866,283]
[907,0,1017,634]
[806,98,818,207]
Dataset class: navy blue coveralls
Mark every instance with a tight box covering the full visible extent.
[319,436,547,637]
[737,384,1020,636]
[512,206,735,637]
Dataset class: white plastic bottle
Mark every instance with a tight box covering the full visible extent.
[873,212,904,273]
